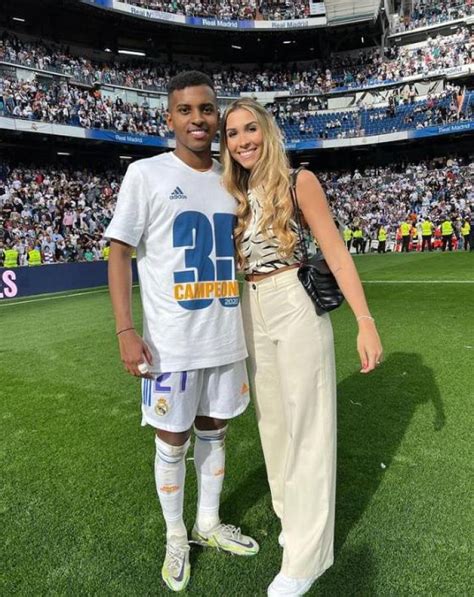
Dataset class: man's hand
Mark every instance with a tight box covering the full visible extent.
[108,240,153,377]
[117,329,153,378]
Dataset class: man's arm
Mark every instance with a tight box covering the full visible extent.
[108,239,153,378]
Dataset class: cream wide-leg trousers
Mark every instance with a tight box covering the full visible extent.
[242,268,337,579]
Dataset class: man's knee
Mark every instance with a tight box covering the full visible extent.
[194,416,228,432]
[156,428,192,446]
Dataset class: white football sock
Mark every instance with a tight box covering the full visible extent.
[155,435,190,541]
[193,425,227,532]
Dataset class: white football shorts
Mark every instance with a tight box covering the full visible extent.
[140,360,250,432]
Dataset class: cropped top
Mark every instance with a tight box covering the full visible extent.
[240,188,303,275]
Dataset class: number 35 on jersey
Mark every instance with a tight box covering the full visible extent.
[173,211,240,311]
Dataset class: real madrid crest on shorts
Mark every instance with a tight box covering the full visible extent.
[155,397,169,416]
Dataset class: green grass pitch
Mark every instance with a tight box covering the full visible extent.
[2,252,473,596]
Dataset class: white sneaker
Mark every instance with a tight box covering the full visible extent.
[278,531,285,547]
[267,572,317,596]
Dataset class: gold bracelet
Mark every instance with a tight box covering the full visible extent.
[356,315,375,323]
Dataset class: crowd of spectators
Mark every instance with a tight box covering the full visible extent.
[1,28,472,98]
[321,157,473,249]
[89,0,474,26]
[2,72,472,142]
[0,77,172,137]
[341,28,473,89]
[402,90,471,129]
[1,156,472,266]
[0,165,119,266]
[270,85,474,140]
[395,0,473,33]
[115,0,257,20]
[121,0,310,20]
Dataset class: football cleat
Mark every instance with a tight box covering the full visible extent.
[161,537,191,592]
[191,523,259,556]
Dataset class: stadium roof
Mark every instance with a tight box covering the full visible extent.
[325,0,382,25]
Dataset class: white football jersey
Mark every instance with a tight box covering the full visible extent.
[106,152,247,372]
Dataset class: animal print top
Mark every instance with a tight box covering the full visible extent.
[240,188,303,275]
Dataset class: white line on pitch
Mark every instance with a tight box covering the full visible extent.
[1,280,472,307]
[362,280,473,284]
[0,285,139,307]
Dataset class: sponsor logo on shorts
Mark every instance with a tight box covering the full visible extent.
[155,397,169,416]
[241,383,249,395]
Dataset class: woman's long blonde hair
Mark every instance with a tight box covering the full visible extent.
[220,98,297,266]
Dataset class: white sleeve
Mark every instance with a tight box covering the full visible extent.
[104,162,149,247]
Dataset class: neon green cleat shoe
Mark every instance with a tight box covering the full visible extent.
[161,538,191,592]
[191,523,259,556]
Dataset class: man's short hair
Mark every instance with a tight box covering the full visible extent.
[167,70,215,103]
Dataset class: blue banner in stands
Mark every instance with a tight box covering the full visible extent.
[0,261,138,300]
[83,0,110,6]
[80,0,327,29]
[409,120,474,139]
[85,128,173,147]
[286,139,324,150]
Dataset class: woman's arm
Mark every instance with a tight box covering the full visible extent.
[294,170,383,373]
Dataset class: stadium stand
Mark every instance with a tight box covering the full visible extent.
[0,77,172,137]
[1,157,472,265]
[394,0,473,33]
[274,87,474,140]
[2,73,471,141]
[1,27,471,95]
[1,23,472,147]
[119,1,310,20]
[0,166,118,265]
[0,1,473,266]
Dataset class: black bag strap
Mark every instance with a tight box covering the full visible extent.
[289,167,309,263]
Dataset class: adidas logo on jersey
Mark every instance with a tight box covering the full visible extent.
[169,186,187,200]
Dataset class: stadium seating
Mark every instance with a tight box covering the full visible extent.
[1,157,472,264]
[0,2,473,264]
[394,0,473,32]
[276,90,474,141]
[121,0,310,20]
[0,28,471,96]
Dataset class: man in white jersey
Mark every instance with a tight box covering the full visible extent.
[106,72,258,592]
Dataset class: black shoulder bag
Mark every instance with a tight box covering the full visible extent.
[289,168,345,315]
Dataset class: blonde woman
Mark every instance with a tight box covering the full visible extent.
[220,98,383,597]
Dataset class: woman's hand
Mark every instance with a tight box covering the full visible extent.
[117,329,154,378]
[357,319,383,374]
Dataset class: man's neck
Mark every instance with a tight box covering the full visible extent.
[174,146,213,172]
